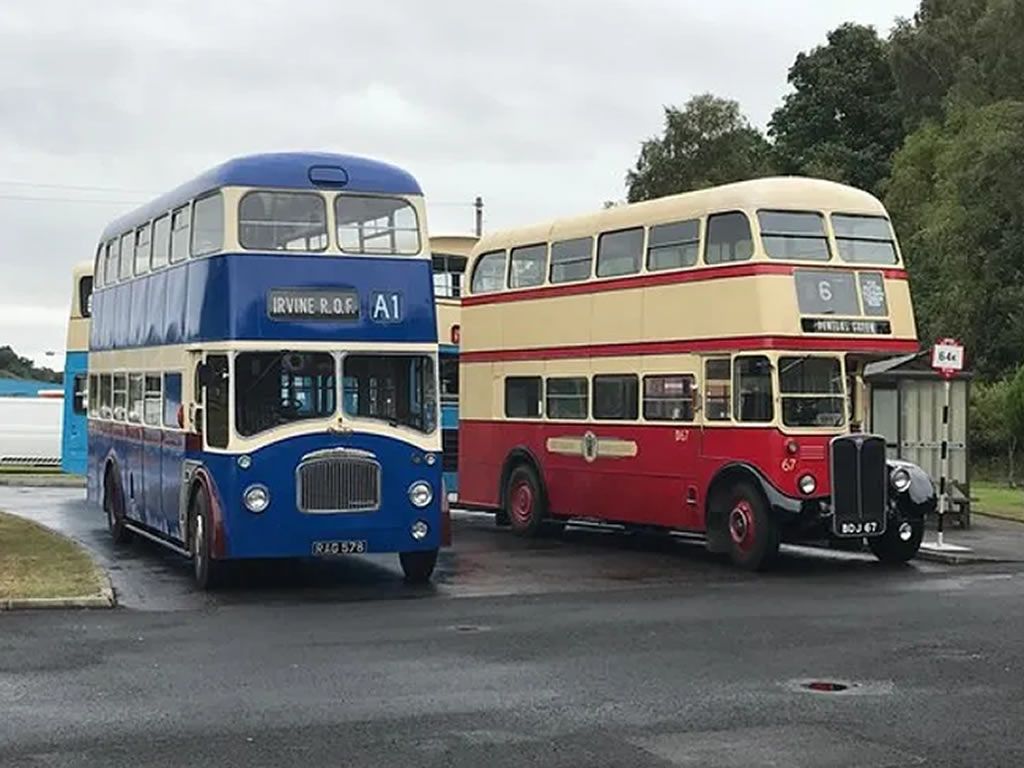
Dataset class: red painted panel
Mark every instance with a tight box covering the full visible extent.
[459,420,834,531]
[460,336,919,363]
[463,263,909,307]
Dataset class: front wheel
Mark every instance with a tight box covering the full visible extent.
[191,485,223,591]
[868,518,923,564]
[400,549,438,584]
[715,482,780,571]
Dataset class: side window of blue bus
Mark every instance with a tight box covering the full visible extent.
[169,205,190,264]
[191,192,224,257]
[163,373,182,429]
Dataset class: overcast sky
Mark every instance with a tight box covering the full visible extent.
[0,0,918,369]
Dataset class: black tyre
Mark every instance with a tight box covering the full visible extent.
[868,519,923,565]
[400,549,438,584]
[104,470,131,545]
[190,485,223,591]
[717,481,780,571]
[504,464,546,537]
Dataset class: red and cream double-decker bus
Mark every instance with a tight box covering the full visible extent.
[458,177,936,570]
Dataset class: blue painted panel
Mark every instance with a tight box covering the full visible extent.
[129,280,147,348]
[142,429,163,533]
[164,265,187,345]
[60,352,88,474]
[145,271,166,346]
[162,431,185,540]
[202,431,443,559]
[114,284,131,346]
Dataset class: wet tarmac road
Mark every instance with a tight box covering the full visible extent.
[3,487,1024,767]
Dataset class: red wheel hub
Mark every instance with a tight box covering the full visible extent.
[510,481,534,526]
[728,500,756,553]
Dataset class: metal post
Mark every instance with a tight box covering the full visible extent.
[474,196,484,237]
[938,376,951,547]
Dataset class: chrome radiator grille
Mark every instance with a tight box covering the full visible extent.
[296,449,381,513]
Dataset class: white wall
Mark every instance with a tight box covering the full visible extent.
[0,397,62,463]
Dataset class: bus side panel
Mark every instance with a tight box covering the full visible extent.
[142,427,164,535]
[60,351,88,475]
[162,431,187,541]
[129,281,147,348]
[114,284,131,349]
[164,267,188,346]
[699,428,832,499]
[124,425,144,524]
[186,258,230,343]
[145,271,167,346]
[458,419,503,509]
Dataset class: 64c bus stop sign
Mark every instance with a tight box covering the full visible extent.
[931,338,965,379]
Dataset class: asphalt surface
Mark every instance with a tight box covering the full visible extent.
[2,488,1024,767]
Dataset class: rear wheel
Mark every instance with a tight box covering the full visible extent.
[400,549,438,584]
[504,464,546,537]
[190,485,223,591]
[104,470,131,544]
[868,519,923,564]
[717,482,780,571]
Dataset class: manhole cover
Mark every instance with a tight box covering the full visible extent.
[803,680,850,693]
[451,624,486,633]
[784,678,894,696]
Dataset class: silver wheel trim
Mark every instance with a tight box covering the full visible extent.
[194,512,205,577]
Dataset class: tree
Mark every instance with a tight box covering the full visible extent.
[886,101,1024,378]
[769,24,905,194]
[971,378,1016,483]
[1007,366,1024,485]
[625,94,773,203]
[0,346,61,383]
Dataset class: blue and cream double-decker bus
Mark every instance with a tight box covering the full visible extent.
[61,260,93,474]
[87,152,446,588]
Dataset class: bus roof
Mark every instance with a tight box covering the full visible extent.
[429,234,479,257]
[100,152,423,242]
[472,176,887,255]
[72,259,93,280]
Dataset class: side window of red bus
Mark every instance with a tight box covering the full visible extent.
[509,244,547,289]
[705,212,753,265]
[593,375,639,421]
[648,220,700,271]
[596,228,643,278]
[704,359,731,422]
[505,377,541,418]
[550,237,593,284]
[471,250,506,294]
[733,355,774,423]
[546,377,588,420]
[643,375,695,421]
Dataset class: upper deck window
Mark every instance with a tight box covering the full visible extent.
[758,211,830,261]
[103,239,119,286]
[470,250,506,294]
[191,192,224,257]
[118,233,133,281]
[832,214,898,264]
[705,212,753,264]
[134,224,151,276]
[170,205,190,264]
[596,228,643,278]
[549,237,593,284]
[432,253,467,298]
[79,276,93,318]
[239,191,327,252]
[509,244,547,288]
[336,195,419,255]
[648,219,700,271]
[152,215,170,270]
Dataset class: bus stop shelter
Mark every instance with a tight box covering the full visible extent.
[864,351,972,527]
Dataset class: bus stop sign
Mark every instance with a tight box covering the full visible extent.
[931,338,964,379]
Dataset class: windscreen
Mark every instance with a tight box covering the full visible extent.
[235,351,336,437]
[343,354,436,433]
[778,356,845,428]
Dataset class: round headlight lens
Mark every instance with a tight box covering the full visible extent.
[425,453,437,466]
[891,467,912,493]
[243,484,270,514]
[237,454,252,470]
[408,481,433,508]
[798,473,817,496]
[411,520,429,540]
[898,522,914,541]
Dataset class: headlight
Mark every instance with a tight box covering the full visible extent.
[243,484,270,513]
[890,467,912,493]
[237,454,252,469]
[425,453,437,466]
[798,474,817,495]
[408,481,433,508]
[411,520,429,540]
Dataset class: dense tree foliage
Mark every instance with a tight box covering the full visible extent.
[769,24,904,194]
[0,346,61,383]
[625,94,772,202]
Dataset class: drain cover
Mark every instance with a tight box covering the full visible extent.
[803,680,850,693]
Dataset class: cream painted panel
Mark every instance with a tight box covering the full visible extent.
[643,278,767,341]
[503,294,593,349]
[591,289,643,345]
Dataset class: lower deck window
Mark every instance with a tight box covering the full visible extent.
[734,356,773,423]
[546,377,588,420]
[643,375,695,421]
[593,375,638,421]
[505,377,541,418]
[343,354,436,433]
[235,352,336,437]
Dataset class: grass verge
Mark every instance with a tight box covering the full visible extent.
[0,511,106,601]
[972,481,1024,524]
